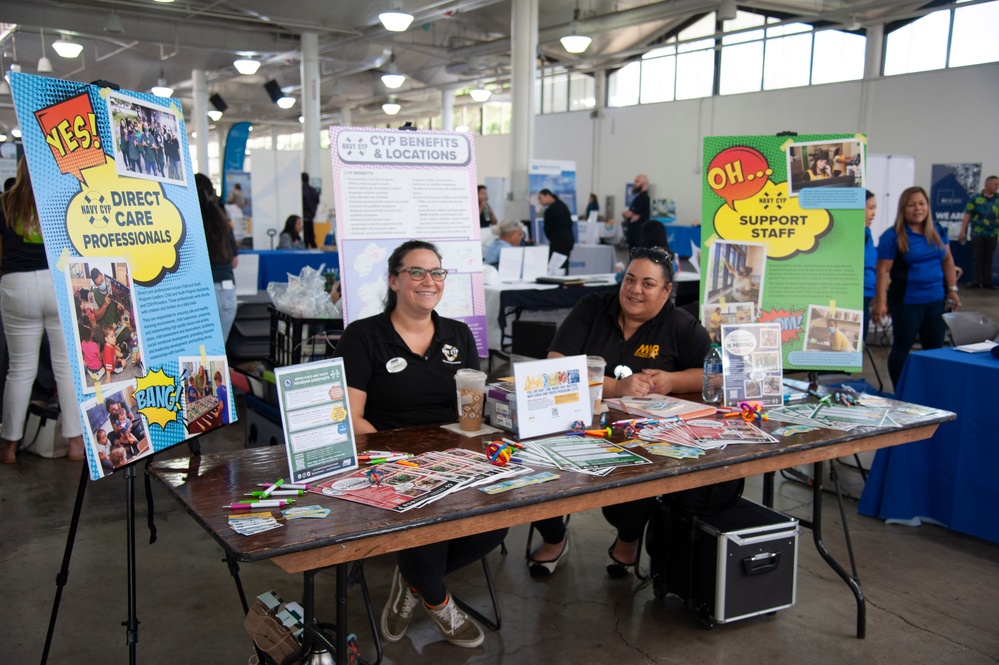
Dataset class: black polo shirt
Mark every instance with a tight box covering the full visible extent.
[333,310,480,431]
[549,292,710,378]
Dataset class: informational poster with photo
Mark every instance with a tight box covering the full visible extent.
[719,323,784,407]
[329,127,488,356]
[274,358,358,483]
[9,72,232,480]
[513,355,591,440]
[702,134,866,372]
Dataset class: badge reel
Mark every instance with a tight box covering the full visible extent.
[614,365,633,380]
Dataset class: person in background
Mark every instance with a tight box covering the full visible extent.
[863,190,878,339]
[321,229,338,253]
[537,188,574,271]
[614,221,672,284]
[333,240,506,649]
[301,172,320,248]
[623,174,651,252]
[278,215,305,249]
[585,193,600,219]
[529,246,710,578]
[484,220,525,267]
[478,185,494,228]
[0,158,86,463]
[957,174,998,289]
[833,147,850,177]
[871,186,960,388]
[195,173,239,341]
[226,182,246,209]
[212,371,229,425]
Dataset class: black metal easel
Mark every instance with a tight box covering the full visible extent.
[40,464,142,664]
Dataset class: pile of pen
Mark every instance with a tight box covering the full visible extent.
[358,450,418,467]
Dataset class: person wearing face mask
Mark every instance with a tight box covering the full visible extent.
[825,319,854,352]
[871,186,960,388]
[526,246,710,579]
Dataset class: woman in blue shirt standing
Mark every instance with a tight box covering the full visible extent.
[871,186,960,388]
[863,190,878,340]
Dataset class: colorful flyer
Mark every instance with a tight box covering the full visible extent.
[701,134,866,372]
[274,358,358,483]
[329,127,488,356]
[9,72,232,480]
[719,322,784,407]
[513,355,591,440]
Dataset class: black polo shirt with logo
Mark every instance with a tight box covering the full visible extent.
[549,292,710,378]
[333,310,479,431]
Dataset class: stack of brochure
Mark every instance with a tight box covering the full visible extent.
[604,395,717,421]
[309,449,532,513]
[766,402,892,431]
[636,418,778,450]
[515,436,652,477]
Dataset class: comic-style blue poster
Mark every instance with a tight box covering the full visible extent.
[9,72,234,480]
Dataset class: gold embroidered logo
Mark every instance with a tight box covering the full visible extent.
[634,344,659,359]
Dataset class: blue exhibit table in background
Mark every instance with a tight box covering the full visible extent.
[244,250,337,290]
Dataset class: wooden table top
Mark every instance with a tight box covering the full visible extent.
[148,403,950,575]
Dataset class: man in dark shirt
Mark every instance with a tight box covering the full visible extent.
[301,172,320,248]
[538,188,574,272]
[623,174,651,252]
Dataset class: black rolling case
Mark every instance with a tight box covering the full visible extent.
[647,482,799,629]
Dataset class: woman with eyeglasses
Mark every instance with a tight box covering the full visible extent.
[528,245,710,578]
[333,240,505,649]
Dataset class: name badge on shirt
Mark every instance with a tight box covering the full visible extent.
[386,357,407,373]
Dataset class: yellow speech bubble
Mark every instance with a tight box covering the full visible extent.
[712,180,831,260]
[330,405,347,423]
[66,157,184,285]
[133,367,182,430]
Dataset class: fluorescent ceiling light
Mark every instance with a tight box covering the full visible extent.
[382,101,401,115]
[277,96,296,109]
[0,133,6,141]
[153,0,175,3]
[12,128,22,138]
[151,78,174,97]
[469,86,491,102]
[378,11,414,32]
[207,110,223,121]
[52,36,83,59]
[233,58,260,75]
[560,34,591,54]
[455,125,469,133]
[381,73,405,89]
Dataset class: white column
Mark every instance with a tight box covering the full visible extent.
[301,31,322,181]
[864,24,884,81]
[341,105,353,128]
[192,69,210,177]
[441,87,455,132]
[591,72,606,197]
[509,0,538,218]
[216,121,228,182]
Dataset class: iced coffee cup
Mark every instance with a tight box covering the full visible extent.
[455,368,487,431]
[586,355,606,412]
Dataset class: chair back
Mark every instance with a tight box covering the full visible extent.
[942,311,999,346]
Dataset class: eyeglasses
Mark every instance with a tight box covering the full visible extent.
[630,246,674,278]
[395,267,448,282]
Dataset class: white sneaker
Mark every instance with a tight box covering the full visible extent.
[381,566,420,642]
[422,595,484,648]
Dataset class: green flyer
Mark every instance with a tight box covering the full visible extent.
[700,134,867,372]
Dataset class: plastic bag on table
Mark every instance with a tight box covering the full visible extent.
[266,263,339,319]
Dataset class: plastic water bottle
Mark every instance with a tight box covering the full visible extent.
[702,344,723,404]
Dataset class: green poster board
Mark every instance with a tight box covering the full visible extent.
[701,134,866,373]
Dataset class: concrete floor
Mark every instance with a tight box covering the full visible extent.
[2,289,998,665]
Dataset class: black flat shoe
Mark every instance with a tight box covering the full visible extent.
[606,542,637,579]
[528,537,569,577]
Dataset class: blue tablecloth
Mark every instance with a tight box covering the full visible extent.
[652,218,701,257]
[858,347,999,542]
[243,250,337,290]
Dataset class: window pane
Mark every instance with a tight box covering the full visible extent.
[811,30,865,84]
[643,45,676,59]
[884,10,950,75]
[640,55,676,103]
[722,10,766,45]
[608,61,641,107]
[678,37,714,54]
[720,41,763,94]
[483,104,504,135]
[569,73,596,110]
[950,1,999,67]
[675,48,714,99]
[764,33,812,89]
[680,13,716,40]
[551,73,569,113]
[534,77,542,114]
[766,21,811,38]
